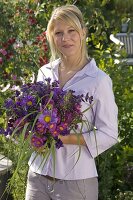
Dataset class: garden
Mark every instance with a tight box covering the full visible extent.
[0,0,133,199]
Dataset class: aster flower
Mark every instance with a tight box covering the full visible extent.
[52,122,70,136]
[22,95,36,107]
[47,123,56,133]
[51,129,59,137]
[31,134,46,148]
[38,109,58,126]
[4,98,15,109]
[35,121,46,135]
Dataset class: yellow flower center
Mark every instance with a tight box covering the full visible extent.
[27,101,33,106]
[59,127,64,131]
[44,116,51,123]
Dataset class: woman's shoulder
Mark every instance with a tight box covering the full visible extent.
[37,59,60,82]
[89,58,112,84]
[39,59,60,72]
[97,68,112,86]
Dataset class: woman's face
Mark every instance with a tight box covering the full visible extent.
[53,19,84,59]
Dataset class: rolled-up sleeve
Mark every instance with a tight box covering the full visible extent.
[83,75,118,158]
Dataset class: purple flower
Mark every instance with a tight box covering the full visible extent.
[51,129,60,137]
[22,95,36,107]
[4,98,14,109]
[13,107,28,117]
[4,127,13,136]
[15,97,22,107]
[38,109,58,126]
[21,84,31,93]
[15,90,20,97]
[45,78,51,84]
[31,135,46,148]
[52,80,59,87]
[56,122,69,136]
[0,127,5,135]
[59,128,70,136]
[13,118,26,128]
[35,121,46,135]
[47,123,56,132]
[55,138,63,149]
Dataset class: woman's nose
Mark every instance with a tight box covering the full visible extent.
[62,33,69,41]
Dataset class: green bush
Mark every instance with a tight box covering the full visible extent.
[0,0,132,199]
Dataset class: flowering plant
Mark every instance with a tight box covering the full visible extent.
[1,78,92,156]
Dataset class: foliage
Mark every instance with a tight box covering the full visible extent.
[0,0,132,200]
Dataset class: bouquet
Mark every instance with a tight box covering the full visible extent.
[1,78,92,155]
[0,77,94,195]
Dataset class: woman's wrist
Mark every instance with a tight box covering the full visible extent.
[58,134,86,146]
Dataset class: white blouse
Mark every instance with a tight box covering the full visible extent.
[28,58,118,180]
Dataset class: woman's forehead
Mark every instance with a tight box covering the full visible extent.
[53,19,74,30]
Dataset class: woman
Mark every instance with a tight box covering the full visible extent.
[25,5,118,200]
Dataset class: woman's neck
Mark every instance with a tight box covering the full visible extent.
[61,55,88,72]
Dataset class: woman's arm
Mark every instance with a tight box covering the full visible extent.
[59,75,118,158]
[82,75,118,158]
[58,134,86,145]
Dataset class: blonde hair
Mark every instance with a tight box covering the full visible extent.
[46,5,89,62]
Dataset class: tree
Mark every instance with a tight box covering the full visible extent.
[0,0,132,199]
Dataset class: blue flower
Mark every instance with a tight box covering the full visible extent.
[0,127,5,135]
[55,138,64,149]
[4,98,14,109]
[22,95,36,107]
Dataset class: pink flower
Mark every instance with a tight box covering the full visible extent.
[36,121,46,135]
[56,122,69,136]
[47,123,56,132]
[0,49,7,56]
[51,130,59,137]
[31,135,46,148]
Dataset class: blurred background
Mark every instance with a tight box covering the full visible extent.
[0,0,132,199]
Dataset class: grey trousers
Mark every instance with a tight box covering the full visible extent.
[25,169,98,200]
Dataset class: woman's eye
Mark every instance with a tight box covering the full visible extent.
[69,29,75,33]
[55,32,62,35]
